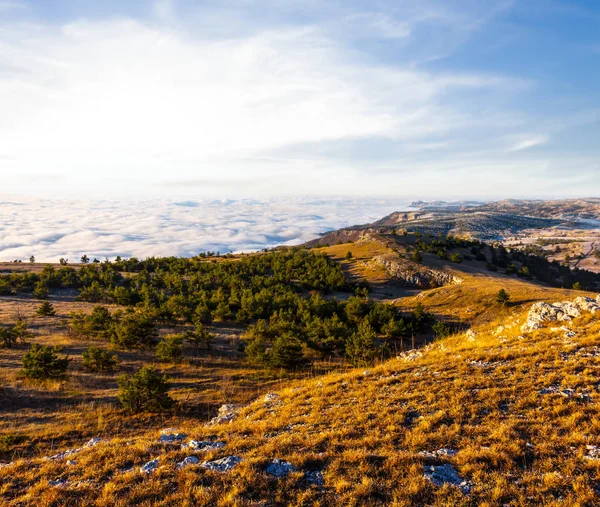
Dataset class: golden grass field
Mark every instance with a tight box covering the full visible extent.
[1,240,599,506]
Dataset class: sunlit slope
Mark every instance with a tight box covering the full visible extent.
[3,300,600,506]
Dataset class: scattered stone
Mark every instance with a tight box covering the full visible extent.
[140,459,159,474]
[586,445,600,460]
[264,392,281,405]
[47,437,102,461]
[183,440,226,452]
[398,350,423,362]
[466,330,476,342]
[423,464,472,494]
[159,430,187,444]
[208,405,240,425]
[265,458,296,478]
[177,456,200,469]
[303,469,324,486]
[67,460,77,466]
[48,479,68,487]
[202,455,242,473]
[362,370,373,376]
[539,385,592,401]
[419,448,458,459]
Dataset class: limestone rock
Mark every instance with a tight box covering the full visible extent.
[265,459,296,478]
[182,440,226,452]
[202,455,242,472]
[140,459,159,474]
[423,464,472,494]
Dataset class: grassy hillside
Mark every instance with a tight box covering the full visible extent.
[1,293,599,506]
[2,237,600,506]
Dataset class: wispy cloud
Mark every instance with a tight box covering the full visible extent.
[510,135,549,151]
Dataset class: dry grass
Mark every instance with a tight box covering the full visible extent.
[2,252,600,505]
[2,292,600,505]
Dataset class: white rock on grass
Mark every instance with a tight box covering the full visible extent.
[208,405,240,425]
[182,440,226,452]
[539,385,592,401]
[47,438,102,461]
[140,459,159,474]
[177,456,200,469]
[265,459,296,478]
[264,393,281,405]
[48,479,68,487]
[201,456,242,472]
[585,445,600,460]
[465,330,476,342]
[304,469,324,486]
[522,297,600,332]
[423,464,472,494]
[419,448,458,459]
[159,429,187,444]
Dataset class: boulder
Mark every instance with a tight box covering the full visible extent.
[176,456,200,469]
[159,430,187,444]
[202,455,242,473]
[140,459,159,474]
[423,464,472,494]
[265,459,296,478]
[182,440,226,452]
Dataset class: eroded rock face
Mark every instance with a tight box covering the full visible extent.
[367,256,463,288]
[522,296,600,332]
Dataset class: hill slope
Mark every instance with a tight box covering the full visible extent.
[2,294,600,506]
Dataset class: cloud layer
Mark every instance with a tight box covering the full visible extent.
[0,197,407,262]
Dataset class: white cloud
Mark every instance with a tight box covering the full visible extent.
[0,6,537,197]
[0,197,409,262]
[509,134,549,151]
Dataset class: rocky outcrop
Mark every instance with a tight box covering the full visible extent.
[367,255,463,288]
[522,296,600,332]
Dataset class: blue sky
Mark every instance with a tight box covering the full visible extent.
[1,0,599,199]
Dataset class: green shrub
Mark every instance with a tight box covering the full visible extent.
[0,328,16,348]
[449,253,462,263]
[432,321,452,339]
[110,312,158,349]
[82,346,119,372]
[496,289,510,306]
[37,301,56,317]
[346,321,377,367]
[155,335,184,363]
[69,306,113,340]
[184,323,214,349]
[22,344,69,379]
[269,333,308,369]
[117,366,173,413]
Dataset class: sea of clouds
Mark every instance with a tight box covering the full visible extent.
[0,197,410,263]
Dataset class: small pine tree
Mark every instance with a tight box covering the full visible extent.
[37,301,56,317]
[33,281,49,300]
[411,249,423,264]
[345,251,353,260]
[572,281,582,291]
[269,333,307,370]
[0,328,16,348]
[185,323,214,349]
[82,346,119,372]
[155,335,184,363]
[346,321,377,367]
[117,366,174,413]
[22,344,69,379]
[496,289,510,306]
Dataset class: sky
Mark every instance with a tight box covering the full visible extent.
[0,0,599,199]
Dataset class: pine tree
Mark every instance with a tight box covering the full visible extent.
[346,321,377,367]
[37,301,56,317]
[496,289,510,306]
